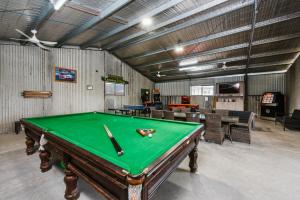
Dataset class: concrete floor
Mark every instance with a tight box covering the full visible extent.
[0,119,300,200]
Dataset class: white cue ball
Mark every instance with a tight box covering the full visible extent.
[148,134,152,138]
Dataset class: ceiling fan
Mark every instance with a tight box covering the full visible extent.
[156,71,166,78]
[221,62,228,69]
[10,29,57,50]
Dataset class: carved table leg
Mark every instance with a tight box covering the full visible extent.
[39,150,52,172]
[64,168,80,200]
[189,139,199,173]
[25,136,35,155]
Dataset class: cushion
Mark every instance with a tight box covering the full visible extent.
[291,110,300,120]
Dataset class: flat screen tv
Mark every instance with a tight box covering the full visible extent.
[219,82,240,94]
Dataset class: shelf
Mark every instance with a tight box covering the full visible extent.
[22,91,52,98]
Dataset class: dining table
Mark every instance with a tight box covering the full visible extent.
[220,116,239,142]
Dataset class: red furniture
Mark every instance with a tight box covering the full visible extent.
[168,104,199,110]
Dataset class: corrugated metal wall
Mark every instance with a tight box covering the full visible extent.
[248,73,286,95]
[48,48,105,115]
[0,45,153,133]
[190,76,245,86]
[156,80,190,96]
[103,52,153,111]
[155,74,286,114]
[0,45,49,133]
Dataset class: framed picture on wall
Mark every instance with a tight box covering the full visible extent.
[115,83,125,96]
[55,67,77,83]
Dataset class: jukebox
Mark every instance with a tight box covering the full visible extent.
[260,92,284,120]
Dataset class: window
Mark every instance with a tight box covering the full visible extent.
[202,86,214,96]
[190,85,214,96]
[190,86,202,95]
[105,82,125,96]
[115,83,125,96]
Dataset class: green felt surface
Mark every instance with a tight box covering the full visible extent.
[25,112,202,175]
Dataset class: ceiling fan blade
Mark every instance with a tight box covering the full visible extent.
[15,29,31,39]
[39,41,57,46]
[37,42,50,51]
[10,38,29,41]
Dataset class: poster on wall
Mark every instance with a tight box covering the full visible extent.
[55,67,77,82]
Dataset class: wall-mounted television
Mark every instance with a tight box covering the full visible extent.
[219,82,240,94]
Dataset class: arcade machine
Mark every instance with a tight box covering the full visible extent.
[141,89,151,105]
[260,92,284,120]
[153,88,163,110]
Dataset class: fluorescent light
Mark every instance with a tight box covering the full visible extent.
[187,70,287,77]
[187,73,245,78]
[175,45,184,53]
[179,65,215,71]
[179,59,198,66]
[141,17,153,26]
[52,0,68,10]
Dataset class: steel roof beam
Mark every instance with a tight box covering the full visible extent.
[80,0,185,49]
[103,0,249,50]
[125,12,300,60]
[286,52,300,71]
[244,0,258,110]
[152,60,291,79]
[146,48,300,74]
[137,33,300,68]
[186,60,292,76]
[56,0,133,47]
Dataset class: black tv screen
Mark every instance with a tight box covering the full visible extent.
[219,82,240,94]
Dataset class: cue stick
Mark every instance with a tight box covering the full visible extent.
[103,125,124,156]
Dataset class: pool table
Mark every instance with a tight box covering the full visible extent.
[21,112,203,200]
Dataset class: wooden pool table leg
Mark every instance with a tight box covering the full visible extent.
[189,139,199,173]
[25,136,35,155]
[63,154,80,200]
[39,150,52,172]
[64,167,80,200]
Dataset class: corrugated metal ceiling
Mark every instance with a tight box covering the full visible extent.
[0,0,299,81]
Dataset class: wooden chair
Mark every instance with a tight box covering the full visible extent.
[186,112,199,122]
[151,110,163,119]
[230,112,255,144]
[204,113,225,145]
[215,109,229,117]
[163,111,174,120]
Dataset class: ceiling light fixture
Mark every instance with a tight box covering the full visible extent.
[175,45,184,53]
[174,40,184,53]
[179,65,215,71]
[141,17,153,26]
[51,0,68,10]
[179,58,198,66]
